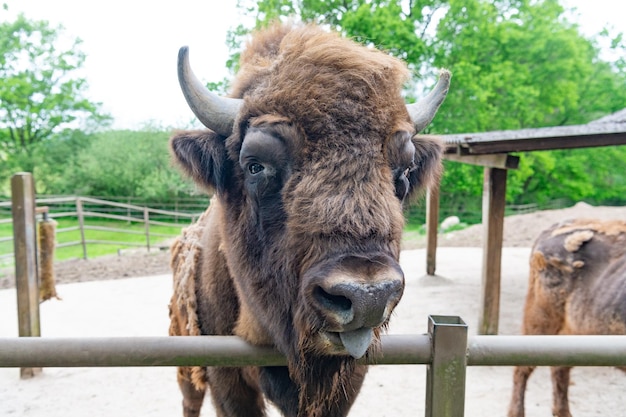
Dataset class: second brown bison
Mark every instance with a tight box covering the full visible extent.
[508,218,626,417]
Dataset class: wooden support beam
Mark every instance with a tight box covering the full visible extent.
[445,153,520,169]
[11,173,42,379]
[425,184,440,276]
[479,167,507,335]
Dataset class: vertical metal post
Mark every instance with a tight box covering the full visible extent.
[76,197,87,259]
[425,315,468,417]
[143,207,150,252]
[11,173,42,379]
[479,167,507,335]
[425,184,440,276]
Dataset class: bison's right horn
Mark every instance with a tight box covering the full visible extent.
[177,46,243,137]
[407,69,451,133]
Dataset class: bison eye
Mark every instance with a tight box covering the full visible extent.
[394,164,414,201]
[248,163,265,175]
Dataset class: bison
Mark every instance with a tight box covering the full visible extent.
[168,23,449,417]
[508,218,626,417]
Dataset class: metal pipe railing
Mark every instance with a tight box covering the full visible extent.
[1,334,626,368]
[467,335,626,366]
[0,335,431,368]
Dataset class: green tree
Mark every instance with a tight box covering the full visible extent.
[58,129,194,199]
[27,128,95,194]
[432,0,626,132]
[0,11,110,177]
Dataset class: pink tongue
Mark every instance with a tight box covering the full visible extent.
[339,328,373,359]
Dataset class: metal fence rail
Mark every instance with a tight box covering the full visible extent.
[1,326,625,417]
[2,334,625,368]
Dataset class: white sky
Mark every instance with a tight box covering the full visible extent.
[4,0,625,130]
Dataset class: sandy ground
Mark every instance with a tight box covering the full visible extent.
[1,246,625,417]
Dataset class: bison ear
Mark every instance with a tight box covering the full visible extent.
[407,135,444,198]
[169,130,230,193]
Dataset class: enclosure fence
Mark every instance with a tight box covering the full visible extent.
[2,319,626,417]
[1,193,203,263]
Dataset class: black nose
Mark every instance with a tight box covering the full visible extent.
[313,279,403,329]
[305,254,405,331]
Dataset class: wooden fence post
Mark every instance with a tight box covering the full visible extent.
[144,207,150,252]
[75,197,88,259]
[425,184,440,276]
[11,173,42,379]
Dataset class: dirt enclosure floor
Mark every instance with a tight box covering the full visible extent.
[1,202,625,416]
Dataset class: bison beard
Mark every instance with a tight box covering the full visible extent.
[169,22,449,417]
[290,306,381,416]
[293,356,365,417]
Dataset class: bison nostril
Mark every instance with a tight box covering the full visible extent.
[313,286,352,312]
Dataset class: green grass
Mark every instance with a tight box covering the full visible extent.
[0,218,14,264]
[54,218,185,260]
[0,217,188,264]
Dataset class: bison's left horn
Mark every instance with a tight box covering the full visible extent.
[407,69,451,133]
[177,46,243,137]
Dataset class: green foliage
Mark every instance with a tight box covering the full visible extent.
[3,127,200,200]
[0,10,111,179]
[432,0,626,132]
[337,1,429,69]
[27,128,94,194]
[54,129,195,199]
[508,146,626,205]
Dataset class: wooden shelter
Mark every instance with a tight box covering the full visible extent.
[427,108,626,334]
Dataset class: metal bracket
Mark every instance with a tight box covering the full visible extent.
[425,315,468,417]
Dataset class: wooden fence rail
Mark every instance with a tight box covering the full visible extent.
[1,194,203,262]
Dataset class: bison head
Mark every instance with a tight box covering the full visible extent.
[170,25,448,365]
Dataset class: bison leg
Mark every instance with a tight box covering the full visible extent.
[177,368,206,417]
[507,366,535,417]
[551,366,572,417]
[206,367,265,417]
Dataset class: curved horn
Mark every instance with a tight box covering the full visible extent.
[177,46,242,137]
[407,69,451,133]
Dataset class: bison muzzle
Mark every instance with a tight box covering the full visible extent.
[168,23,449,417]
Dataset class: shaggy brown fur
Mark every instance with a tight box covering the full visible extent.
[38,219,59,302]
[169,23,445,417]
[508,218,626,417]
[169,206,212,393]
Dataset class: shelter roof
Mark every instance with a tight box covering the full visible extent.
[442,108,626,155]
